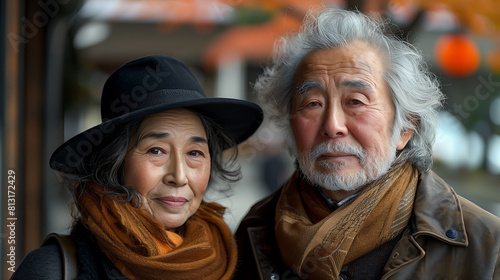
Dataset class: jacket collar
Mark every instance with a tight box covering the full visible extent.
[411,170,468,246]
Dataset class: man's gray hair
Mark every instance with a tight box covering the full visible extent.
[254,8,444,171]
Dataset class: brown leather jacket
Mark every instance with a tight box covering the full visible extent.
[234,171,500,279]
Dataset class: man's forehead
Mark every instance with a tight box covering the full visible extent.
[296,42,383,71]
[293,45,385,90]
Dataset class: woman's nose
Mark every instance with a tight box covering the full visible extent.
[163,152,188,187]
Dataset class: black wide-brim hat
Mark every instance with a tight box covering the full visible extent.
[50,55,263,174]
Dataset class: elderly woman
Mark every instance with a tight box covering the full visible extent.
[12,55,263,279]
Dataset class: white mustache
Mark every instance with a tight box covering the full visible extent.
[309,142,367,165]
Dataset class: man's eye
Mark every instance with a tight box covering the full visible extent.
[148,148,165,155]
[348,99,363,105]
[307,101,321,107]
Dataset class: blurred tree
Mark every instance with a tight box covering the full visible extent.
[393,0,500,34]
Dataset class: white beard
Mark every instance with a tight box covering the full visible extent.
[297,135,399,192]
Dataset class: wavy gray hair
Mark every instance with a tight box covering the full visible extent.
[254,8,444,171]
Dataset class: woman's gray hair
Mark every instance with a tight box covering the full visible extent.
[62,111,240,208]
[254,8,444,171]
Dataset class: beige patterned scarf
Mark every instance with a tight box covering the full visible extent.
[275,161,418,279]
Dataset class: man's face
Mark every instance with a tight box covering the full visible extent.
[291,41,412,192]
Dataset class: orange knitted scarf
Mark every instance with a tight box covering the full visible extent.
[76,184,237,280]
[275,161,418,279]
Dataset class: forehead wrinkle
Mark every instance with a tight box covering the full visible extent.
[295,46,385,97]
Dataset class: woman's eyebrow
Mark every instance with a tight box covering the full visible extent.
[139,132,169,142]
[139,132,207,144]
[190,136,208,144]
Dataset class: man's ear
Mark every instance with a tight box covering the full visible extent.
[397,129,414,150]
[397,116,418,150]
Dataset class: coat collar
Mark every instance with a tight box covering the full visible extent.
[411,170,468,246]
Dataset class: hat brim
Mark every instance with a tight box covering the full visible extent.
[50,98,263,174]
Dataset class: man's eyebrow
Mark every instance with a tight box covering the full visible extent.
[339,79,372,91]
[295,81,323,97]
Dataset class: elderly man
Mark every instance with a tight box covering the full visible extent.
[235,8,500,280]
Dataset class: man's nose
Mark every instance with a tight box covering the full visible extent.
[321,102,348,139]
[163,152,188,187]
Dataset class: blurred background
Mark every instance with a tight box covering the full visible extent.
[2,0,500,277]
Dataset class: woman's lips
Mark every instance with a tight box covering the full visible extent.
[157,196,188,207]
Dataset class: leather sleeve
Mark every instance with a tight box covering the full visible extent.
[234,189,283,280]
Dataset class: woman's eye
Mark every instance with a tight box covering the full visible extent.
[148,147,165,155]
[188,150,204,157]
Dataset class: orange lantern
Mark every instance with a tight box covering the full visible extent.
[434,33,481,77]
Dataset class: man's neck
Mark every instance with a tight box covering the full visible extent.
[315,188,364,211]
[321,188,363,203]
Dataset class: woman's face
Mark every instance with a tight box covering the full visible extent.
[122,108,211,229]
